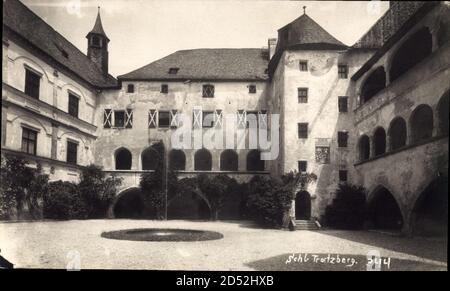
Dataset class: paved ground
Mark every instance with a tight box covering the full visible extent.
[0,219,447,271]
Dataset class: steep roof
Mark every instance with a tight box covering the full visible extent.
[3,0,117,88]
[352,1,429,49]
[118,49,269,81]
[275,14,348,52]
[86,9,110,41]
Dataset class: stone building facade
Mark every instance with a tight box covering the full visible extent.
[2,0,448,234]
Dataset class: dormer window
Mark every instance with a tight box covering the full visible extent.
[249,85,257,94]
[168,68,179,74]
[202,84,214,98]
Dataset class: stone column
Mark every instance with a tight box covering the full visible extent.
[1,105,8,147]
[51,123,59,159]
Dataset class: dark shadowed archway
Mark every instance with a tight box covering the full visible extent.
[410,104,434,143]
[247,149,265,171]
[167,192,212,220]
[360,66,386,103]
[220,149,238,171]
[358,135,370,161]
[388,117,407,151]
[373,127,386,156]
[295,191,311,220]
[141,145,161,170]
[412,177,448,237]
[194,149,212,171]
[169,149,186,170]
[113,188,150,218]
[437,90,449,136]
[389,27,432,82]
[115,148,132,170]
[367,187,403,231]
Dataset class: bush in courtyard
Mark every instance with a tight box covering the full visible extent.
[78,164,122,218]
[43,181,87,219]
[0,156,49,219]
[245,175,293,228]
[324,183,367,230]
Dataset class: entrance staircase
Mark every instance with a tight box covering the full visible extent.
[294,219,320,230]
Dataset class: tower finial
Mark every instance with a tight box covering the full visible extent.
[98,6,100,13]
[303,6,306,15]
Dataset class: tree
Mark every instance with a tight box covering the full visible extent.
[324,183,367,229]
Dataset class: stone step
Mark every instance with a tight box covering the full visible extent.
[294,220,320,230]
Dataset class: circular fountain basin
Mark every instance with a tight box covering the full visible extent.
[101,228,223,242]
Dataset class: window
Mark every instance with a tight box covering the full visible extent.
[338,96,348,113]
[358,135,370,161]
[68,93,79,118]
[246,111,258,128]
[194,149,212,171]
[21,127,37,155]
[168,68,179,74]
[161,84,168,94]
[339,170,348,182]
[202,111,214,128]
[141,145,161,170]
[337,131,348,147]
[103,109,112,128]
[127,84,135,93]
[298,123,308,139]
[66,141,78,165]
[299,61,308,71]
[247,149,265,171]
[298,160,307,173]
[158,111,170,128]
[169,150,186,170]
[360,67,386,103]
[298,88,308,103]
[24,69,40,99]
[388,117,407,151]
[220,150,238,171]
[114,110,125,128]
[338,64,348,79]
[410,104,433,143]
[115,148,132,170]
[202,84,214,98]
[249,85,256,94]
[373,127,386,156]
[92,36,101,47]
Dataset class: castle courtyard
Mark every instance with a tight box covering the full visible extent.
[0,219,446,271]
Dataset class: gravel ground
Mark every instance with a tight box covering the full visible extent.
[0,219,447,271]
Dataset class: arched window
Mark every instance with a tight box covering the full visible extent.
[389,27,432,83]
[373,127,386,156]
[220,150,238,171]
[141,146,161,170]
[360,67,386,104]
[194,149,212,171]
[169,150,186,171]
[410,104,434,143]
[437,90,449,136]
[388,117,407,151]
[358,135,370,161]
[246,149,265,171]
[115,148,132,170]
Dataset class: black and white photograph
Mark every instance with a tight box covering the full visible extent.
[0,0,448,276]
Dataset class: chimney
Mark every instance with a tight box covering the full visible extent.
[268,38,278,60]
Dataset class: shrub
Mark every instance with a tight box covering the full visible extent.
[43,181,87,219]
[246,175,293,228]
[324,183,367,229]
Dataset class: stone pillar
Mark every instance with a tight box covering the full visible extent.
[2,39,9,82]
[51,123,59,159]
[52,70,59,108]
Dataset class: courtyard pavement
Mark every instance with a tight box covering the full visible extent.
[0,219,447,271]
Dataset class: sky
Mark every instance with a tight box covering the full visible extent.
[21,0,390,77]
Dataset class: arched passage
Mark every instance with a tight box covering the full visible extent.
[412,177,448,237]
[389,27,432,82]
[360,66,386,103]
[410,104,434,143]
[246,149,265,171]
[220,149,238,171]
[367,187,403,231]
[358,135,370,161]
[113,188,149,218]
[437,90,449,136]
[169,149,186,170]
[388,117,407,151]
[194,149,212,171]
[115,148,132,170]
[373,127,386,156]
[295,191,311,220]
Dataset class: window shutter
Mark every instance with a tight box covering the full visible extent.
[149,109,157,128]
[237,110,246,129]
[125,109,133,128]
[170,110,179,128]
[214,110,223,129]
[193,107,202,129]
[258,110,268,130]
[103,109,112,128]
